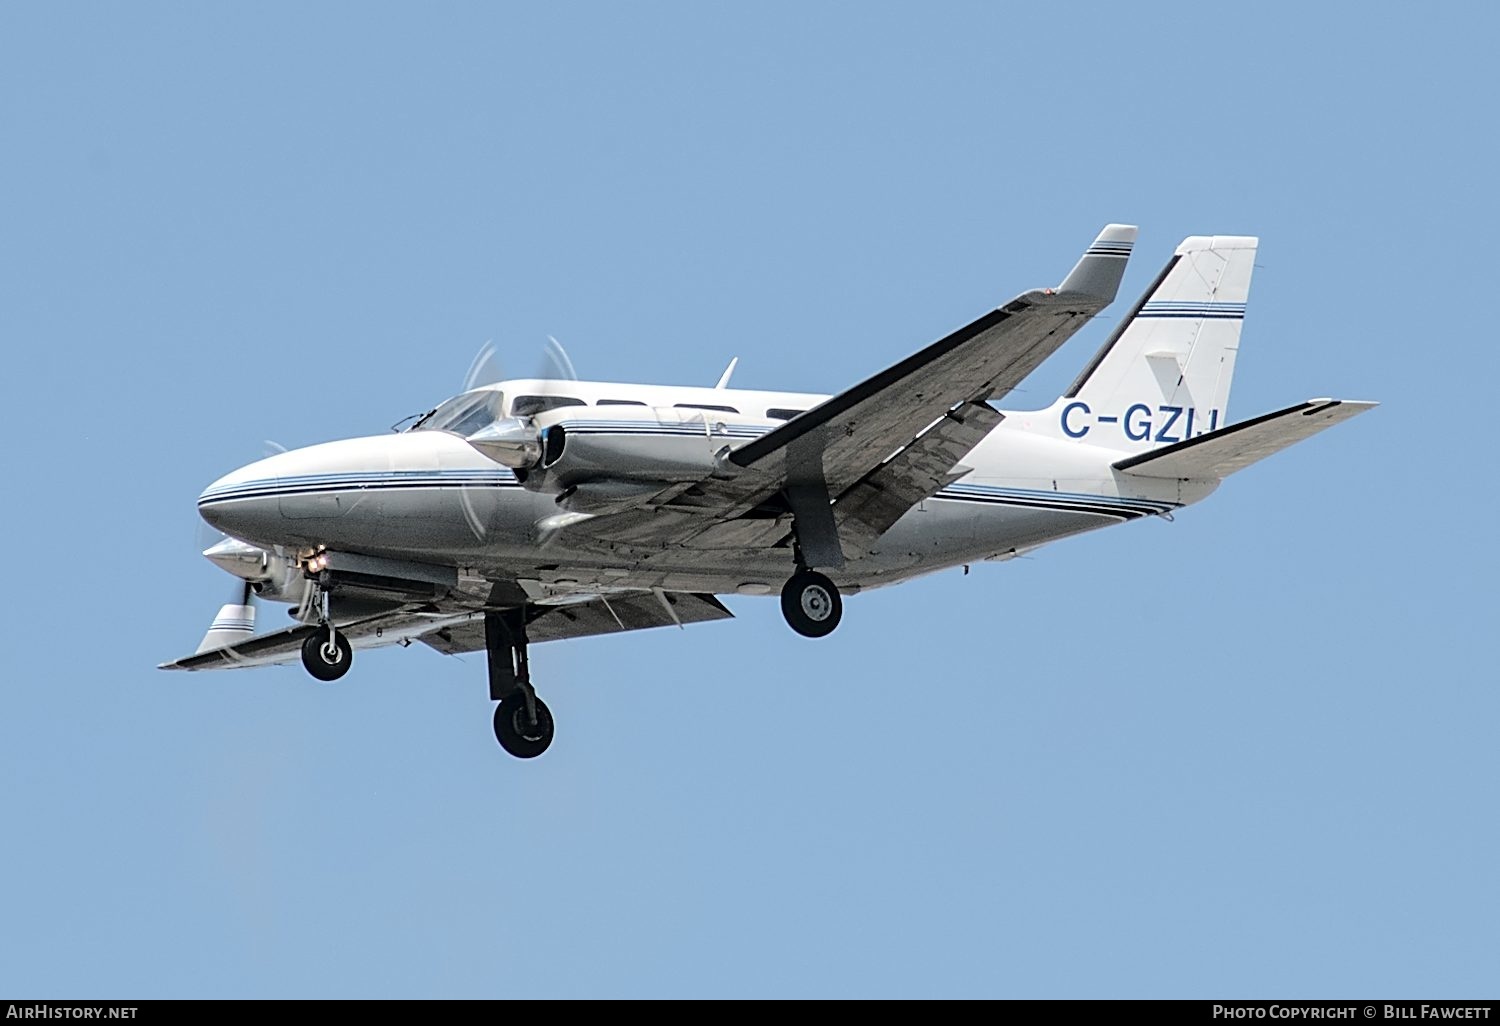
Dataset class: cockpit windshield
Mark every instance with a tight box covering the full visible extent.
[410,389,505,435]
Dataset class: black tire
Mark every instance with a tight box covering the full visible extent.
[300,626,352,682]
[493,692,554,759]
[780,570,843,638]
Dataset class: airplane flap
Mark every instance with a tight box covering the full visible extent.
[1113,398,1377,480]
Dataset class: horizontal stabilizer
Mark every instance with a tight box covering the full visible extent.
[1113,399,1377,480]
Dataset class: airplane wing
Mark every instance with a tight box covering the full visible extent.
[159,591,734,671]
[830,399,1003,550]
[550,224,1137,563]
[159,606,457,671]
[420,591,733,654]
[728,225,1136,491]
[1113,398,1377,480]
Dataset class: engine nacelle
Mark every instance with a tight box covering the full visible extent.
[251,561,313,606]
[200,537,314,607]
[466,406,753,503]
[535,421,721,486]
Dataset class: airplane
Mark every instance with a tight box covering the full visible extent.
[161,224,1376,759]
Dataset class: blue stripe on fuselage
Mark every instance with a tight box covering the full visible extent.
[201,469,1178,526]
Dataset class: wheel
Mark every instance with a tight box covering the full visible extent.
[300,625,352,681]
[493,692,554,759]
[780,570,843,638]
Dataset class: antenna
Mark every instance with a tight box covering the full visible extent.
[714,357,739,390]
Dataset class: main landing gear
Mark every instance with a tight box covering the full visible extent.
[485,609,555,759]
[780,569,842,638]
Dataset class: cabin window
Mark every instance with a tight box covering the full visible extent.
[511,395,586,417]
[597,399,648,407]
[766,408,805,421]
[675,403,739,414]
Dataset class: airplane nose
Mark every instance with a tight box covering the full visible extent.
[195,434,425,546]
[197,456,284,543]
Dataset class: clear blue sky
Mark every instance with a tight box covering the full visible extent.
[2,2,1494,999]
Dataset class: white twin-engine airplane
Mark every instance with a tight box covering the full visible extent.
[163,225,1375,758]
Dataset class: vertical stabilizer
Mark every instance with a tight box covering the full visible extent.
[1029,234,1258,452]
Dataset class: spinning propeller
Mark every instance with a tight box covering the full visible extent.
[446,335,582,544]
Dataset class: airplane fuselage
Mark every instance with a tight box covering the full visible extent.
[199,378,1212,602]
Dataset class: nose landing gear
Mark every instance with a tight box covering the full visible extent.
[300,623,352,681]
[298,579,352,681]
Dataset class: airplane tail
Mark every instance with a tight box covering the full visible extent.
[1031,234,1259,453]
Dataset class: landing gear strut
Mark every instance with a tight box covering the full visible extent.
[780,569,843,638]
[485,610,555,759]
